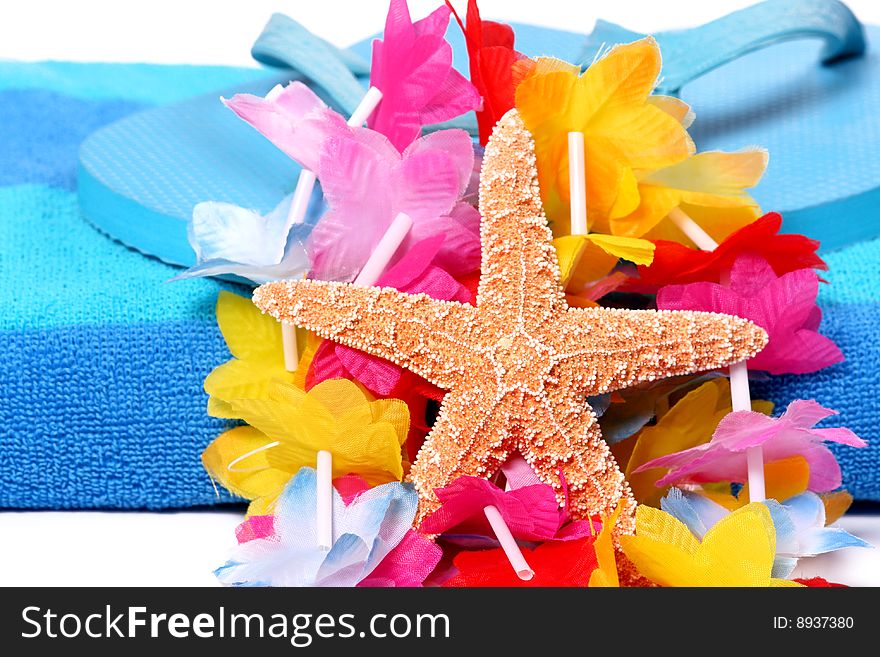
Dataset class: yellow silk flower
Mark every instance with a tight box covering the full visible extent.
[588,502,623,588]
[625,379,773,507]
[204,291,298,418]
[517,39,683,281]
[202,378,410,515]
[517,36,767,269]
[613,149,768,242]
[621,503,803,587]
[615,94,766,242]
[553,234,654,291]
[516,38,694,234]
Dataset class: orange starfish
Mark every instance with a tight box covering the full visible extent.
[252,110,767,533]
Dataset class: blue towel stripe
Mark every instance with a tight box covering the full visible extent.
[0,322,237,509]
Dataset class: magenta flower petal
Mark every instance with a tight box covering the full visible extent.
[357,530,442,587]
[306,341,349,383]
[656,253,844,375]
[636,399,866,492]
[334,344,404,396]
[307,340,399,395]
[379,234,446,289]
[412,1,451,37]
[420,475,570,542]
[418,68,484,125]
[368,0,481,150]
[333,474,371,504]
[556,520,601,539]
[409,203,481,277]
[380,237,473,303]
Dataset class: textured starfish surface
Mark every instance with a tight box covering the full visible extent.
[253,110,767,533]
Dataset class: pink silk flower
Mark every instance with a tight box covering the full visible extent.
[419,475,595,542]
[308,127,481,282]
[656,252,843,375]
[369,0,482,151]
[222,81,348,172]
[636,399,866,492]
[357,530,443,587]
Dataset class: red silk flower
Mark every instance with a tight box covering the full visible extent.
[631,213,826,292]
[443,537,599,587]
[446,0,530,145]
[794,577,847,588]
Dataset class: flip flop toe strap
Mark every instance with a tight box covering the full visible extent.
[251,13,370,115]
[584,0,865,95]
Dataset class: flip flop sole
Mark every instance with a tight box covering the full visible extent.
[79,72,297,268]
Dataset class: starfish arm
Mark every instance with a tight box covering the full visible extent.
[519,390,636,535]
[252,280,479,389]
[409,387,512,523]
[477,110,567,331]
[553,307,768,395]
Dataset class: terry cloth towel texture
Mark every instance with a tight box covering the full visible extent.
[0,60,878,508]
[0,61,266,509]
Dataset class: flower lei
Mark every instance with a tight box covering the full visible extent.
[178,0,869,587]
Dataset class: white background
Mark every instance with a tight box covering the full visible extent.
[1,1,879,66]
[0,0,878,586]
